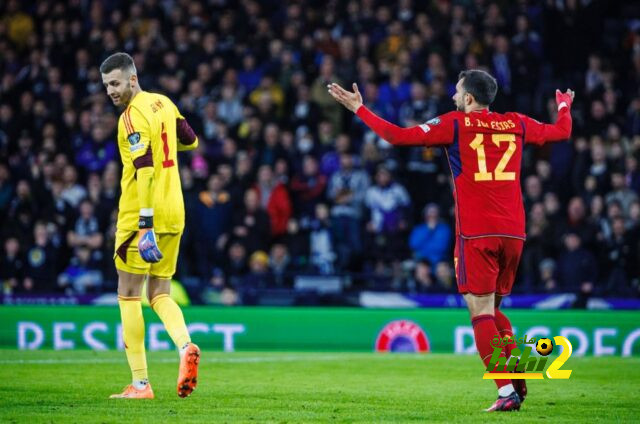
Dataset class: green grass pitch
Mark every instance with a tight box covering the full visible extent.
[0,350,638,423]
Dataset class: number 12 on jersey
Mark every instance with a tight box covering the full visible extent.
[469,133,516,181]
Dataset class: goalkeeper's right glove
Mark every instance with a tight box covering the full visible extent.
[556,89,573,111]
[138,215,163,263]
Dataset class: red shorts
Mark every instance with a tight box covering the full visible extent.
[454,236,524,296]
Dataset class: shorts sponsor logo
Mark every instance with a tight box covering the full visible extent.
[375,320,430,353]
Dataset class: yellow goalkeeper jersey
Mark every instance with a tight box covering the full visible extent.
[116,91,195,233]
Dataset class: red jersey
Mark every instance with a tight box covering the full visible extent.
[356,105,572,239]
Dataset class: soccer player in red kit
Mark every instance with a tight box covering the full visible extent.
[328,70,574,412]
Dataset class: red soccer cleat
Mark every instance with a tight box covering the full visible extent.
[177,343,200,398]
[484,392,521,412]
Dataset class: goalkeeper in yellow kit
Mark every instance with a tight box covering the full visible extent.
[100,52,200,399]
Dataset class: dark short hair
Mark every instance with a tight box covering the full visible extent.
[458,70,498,106]
[99,52,136,75]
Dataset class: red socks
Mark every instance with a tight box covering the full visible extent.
[494,308,514,358]
[472,314,511,389]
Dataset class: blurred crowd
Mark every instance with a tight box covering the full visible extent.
[1,0,639,304]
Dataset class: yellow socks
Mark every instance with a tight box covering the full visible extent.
[118,296,148,381]
[150,294,191,349]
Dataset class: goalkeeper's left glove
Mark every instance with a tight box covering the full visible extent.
[138,215,163,263]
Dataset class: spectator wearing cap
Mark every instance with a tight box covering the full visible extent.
[409,203,452,268]
[240,250,274,305]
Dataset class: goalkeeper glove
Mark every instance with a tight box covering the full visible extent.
[555,89,573,111]
[138,215,163,263]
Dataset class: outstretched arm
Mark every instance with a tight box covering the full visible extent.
[327,83,450,146]
[522,89,575,145]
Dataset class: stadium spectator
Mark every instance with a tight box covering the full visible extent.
[23,221,58,293]
[0,236,23,293]
[194,173,233,280]
[328,153,370,270]
[66,199,104,260]
[57,246,103,294]
[605,170,639,218]
[409,203,452,267]
[254,164,292,237]
[233,188,271,255]
[269,243,292,287]
[60,165,87,208]
[405,259,446,294]
[290,155,327,219]
[557,233,598,308]
[307,203,336,275]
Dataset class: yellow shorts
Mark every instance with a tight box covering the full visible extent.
[114,229,182,279]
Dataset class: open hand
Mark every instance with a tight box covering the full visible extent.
[555,89,575,110]
[327,82,363,113]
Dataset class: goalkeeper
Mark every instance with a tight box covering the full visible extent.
[100,52,200,399]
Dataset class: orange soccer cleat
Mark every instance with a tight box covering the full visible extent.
[109,383,155,399]
[177,343,201,398]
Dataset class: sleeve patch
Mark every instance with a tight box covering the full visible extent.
[130,143,146,153]
[419,124,431,133]
[128,132,141,145]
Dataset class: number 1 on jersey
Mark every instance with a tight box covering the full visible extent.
[469,133,516,181]
[161,122,175,168]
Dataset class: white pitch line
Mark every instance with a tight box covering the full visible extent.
[0,353,429,365]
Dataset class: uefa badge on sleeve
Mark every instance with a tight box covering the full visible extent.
[128,132,141,145]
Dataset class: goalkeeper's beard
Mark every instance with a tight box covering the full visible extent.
[121,87,133,106]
